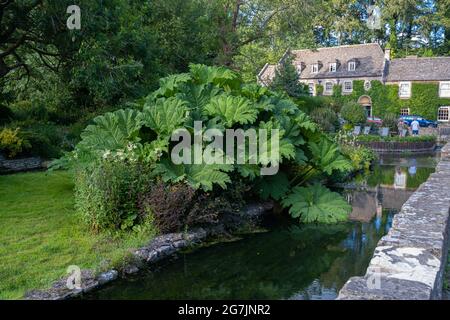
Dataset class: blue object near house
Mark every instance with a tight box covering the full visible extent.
[400,115,438,128]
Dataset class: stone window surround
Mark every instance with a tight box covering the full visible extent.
[400,108,410,116]
[399,81,412,98]
[311,64,319,74]
[324,81,334,94]
[343,80,353,93]
[439,81,450,98]
[308,82,316,96]
[438,106,450,122]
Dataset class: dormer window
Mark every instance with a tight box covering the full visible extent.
[348,61,356,71]
[296,65,303,75]
[329,63,337,73]
[311,64,319,74]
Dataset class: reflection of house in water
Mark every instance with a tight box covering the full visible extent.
[348,187,414,223]
[394,167,407,189]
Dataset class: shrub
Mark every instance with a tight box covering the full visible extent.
[310,107,339,133]
[137,180,247,233]
[383,112,399,132]
[74,160,153,232]
[341,145,377,172]
[340,102,366,125]
[22,122,64,158]
[0,128,31,158]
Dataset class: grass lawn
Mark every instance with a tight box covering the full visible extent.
[0,170,156,299]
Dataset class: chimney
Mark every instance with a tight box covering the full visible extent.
[385,48,391,61]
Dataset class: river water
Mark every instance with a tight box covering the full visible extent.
[86,153,440,300]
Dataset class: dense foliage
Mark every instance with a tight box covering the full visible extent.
[329,81,450,121]
[340,102,367,125]
[57,65,354,230]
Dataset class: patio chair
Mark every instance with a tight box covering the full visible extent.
[363,126,371,135]
[352,126,361,136]
[380,127,390,137]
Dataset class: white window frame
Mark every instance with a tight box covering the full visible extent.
[439,82,450,98]
[311,64,319,74]
[438,106,450,122]
[364,80,371,91]
[400,108,410,116]
[324,81,334,94]
[399,82,412,98]
[329,63,337,73]
[348,61,356,71]
[308,82,315,96]
[343,80,353,93]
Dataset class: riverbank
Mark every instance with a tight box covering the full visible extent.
[338,143,450,300]
[0,171,159,299]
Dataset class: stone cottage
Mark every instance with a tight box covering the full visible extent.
[257,43,450,123]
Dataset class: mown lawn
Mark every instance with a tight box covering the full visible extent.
[0,171,156,299]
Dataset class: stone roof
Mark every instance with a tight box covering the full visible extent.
[258,43,386,83]
[386,57,450,82]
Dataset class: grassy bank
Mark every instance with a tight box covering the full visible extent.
[0,171,156,299]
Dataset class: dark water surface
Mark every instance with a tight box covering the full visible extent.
[87,154,439,300]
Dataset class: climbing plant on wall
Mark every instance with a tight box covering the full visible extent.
[320,80,450,120]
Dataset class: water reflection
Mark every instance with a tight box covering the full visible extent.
[85,154,438,301]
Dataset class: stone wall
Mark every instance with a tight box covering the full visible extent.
[338,143,450,300]
[0,156,44,174]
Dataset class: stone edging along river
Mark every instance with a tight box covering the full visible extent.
[24,203,273,300]
[338,143,450,300]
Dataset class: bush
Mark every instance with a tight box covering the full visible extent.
[0,128,31,158]
[383,112,399,132]
[340,102,366,125]
[137,181,247,233]
[341,145,377,172]
[21,122,64,158]
[75,161,153,232]
[310,107,339,133]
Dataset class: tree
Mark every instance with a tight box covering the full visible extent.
[341,102,367,126]
[270,52,308,98]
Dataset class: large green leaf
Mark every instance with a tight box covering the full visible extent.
[154,158,233,192]
[309,139,353,175]
[189,64,239,88]
[256,172,290,200]
[281,184,351,224]
[78,109,142,153]
[203,94,258,128]
[142,97,188,137]
[153,73,192,97]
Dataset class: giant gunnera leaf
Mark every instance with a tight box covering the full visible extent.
[281,184,351,224]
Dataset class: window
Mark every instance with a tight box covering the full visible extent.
[348,61,356,71]
[438,107,450,122]
[311,64,319,74]
[364,80,371,91]
[296,65,303,75]
[308,83,315,96]
[329,63,337,72]
[399,82,411,98]
[400,108,410,116]
[440,82,450,98]
[343,81,353,93]
[324,82,333,94]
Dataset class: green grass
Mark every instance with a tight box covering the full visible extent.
[0,171,156,299]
